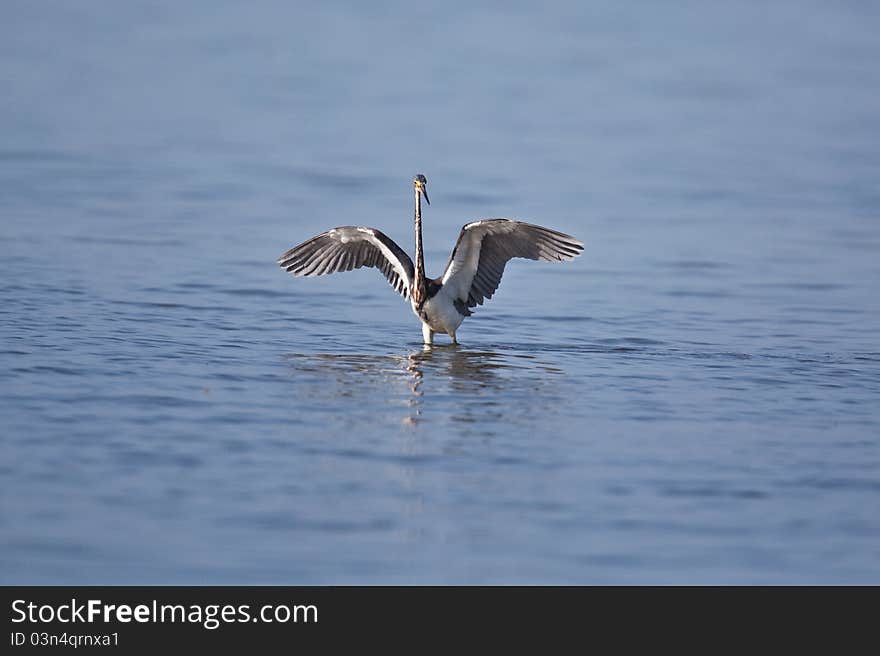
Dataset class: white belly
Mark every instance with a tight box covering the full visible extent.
[411,289,465,335]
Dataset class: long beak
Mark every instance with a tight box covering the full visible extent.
[421,186,430,205]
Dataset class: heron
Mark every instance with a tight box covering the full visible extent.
[277,174,584,345]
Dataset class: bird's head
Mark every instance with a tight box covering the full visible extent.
[413,174,430,205]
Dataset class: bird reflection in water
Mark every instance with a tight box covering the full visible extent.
[284,346,532,427]
[401,346,517,425]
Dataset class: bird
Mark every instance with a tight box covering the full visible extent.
[277,174,584,345]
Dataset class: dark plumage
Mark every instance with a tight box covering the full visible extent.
[440,219,584,311]
[277,226,414,299]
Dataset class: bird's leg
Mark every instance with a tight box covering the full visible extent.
[421,323,434,345]
[450,330,458,345]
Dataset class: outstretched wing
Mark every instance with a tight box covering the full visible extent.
[277,226,414,300]
[440,219,583,309]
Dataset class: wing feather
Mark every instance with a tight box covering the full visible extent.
[440,219,583,309]
[278,226,414,301]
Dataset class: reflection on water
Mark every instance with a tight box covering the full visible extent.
[285,347,562,427]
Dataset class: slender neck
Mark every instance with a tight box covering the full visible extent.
[412,188,427,301]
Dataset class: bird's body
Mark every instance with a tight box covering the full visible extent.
[413,278,465,343]
[278,175,584,345]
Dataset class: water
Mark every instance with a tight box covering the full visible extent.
[2,1,879,584]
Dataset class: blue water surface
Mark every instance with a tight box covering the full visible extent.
[1,1,879,583]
